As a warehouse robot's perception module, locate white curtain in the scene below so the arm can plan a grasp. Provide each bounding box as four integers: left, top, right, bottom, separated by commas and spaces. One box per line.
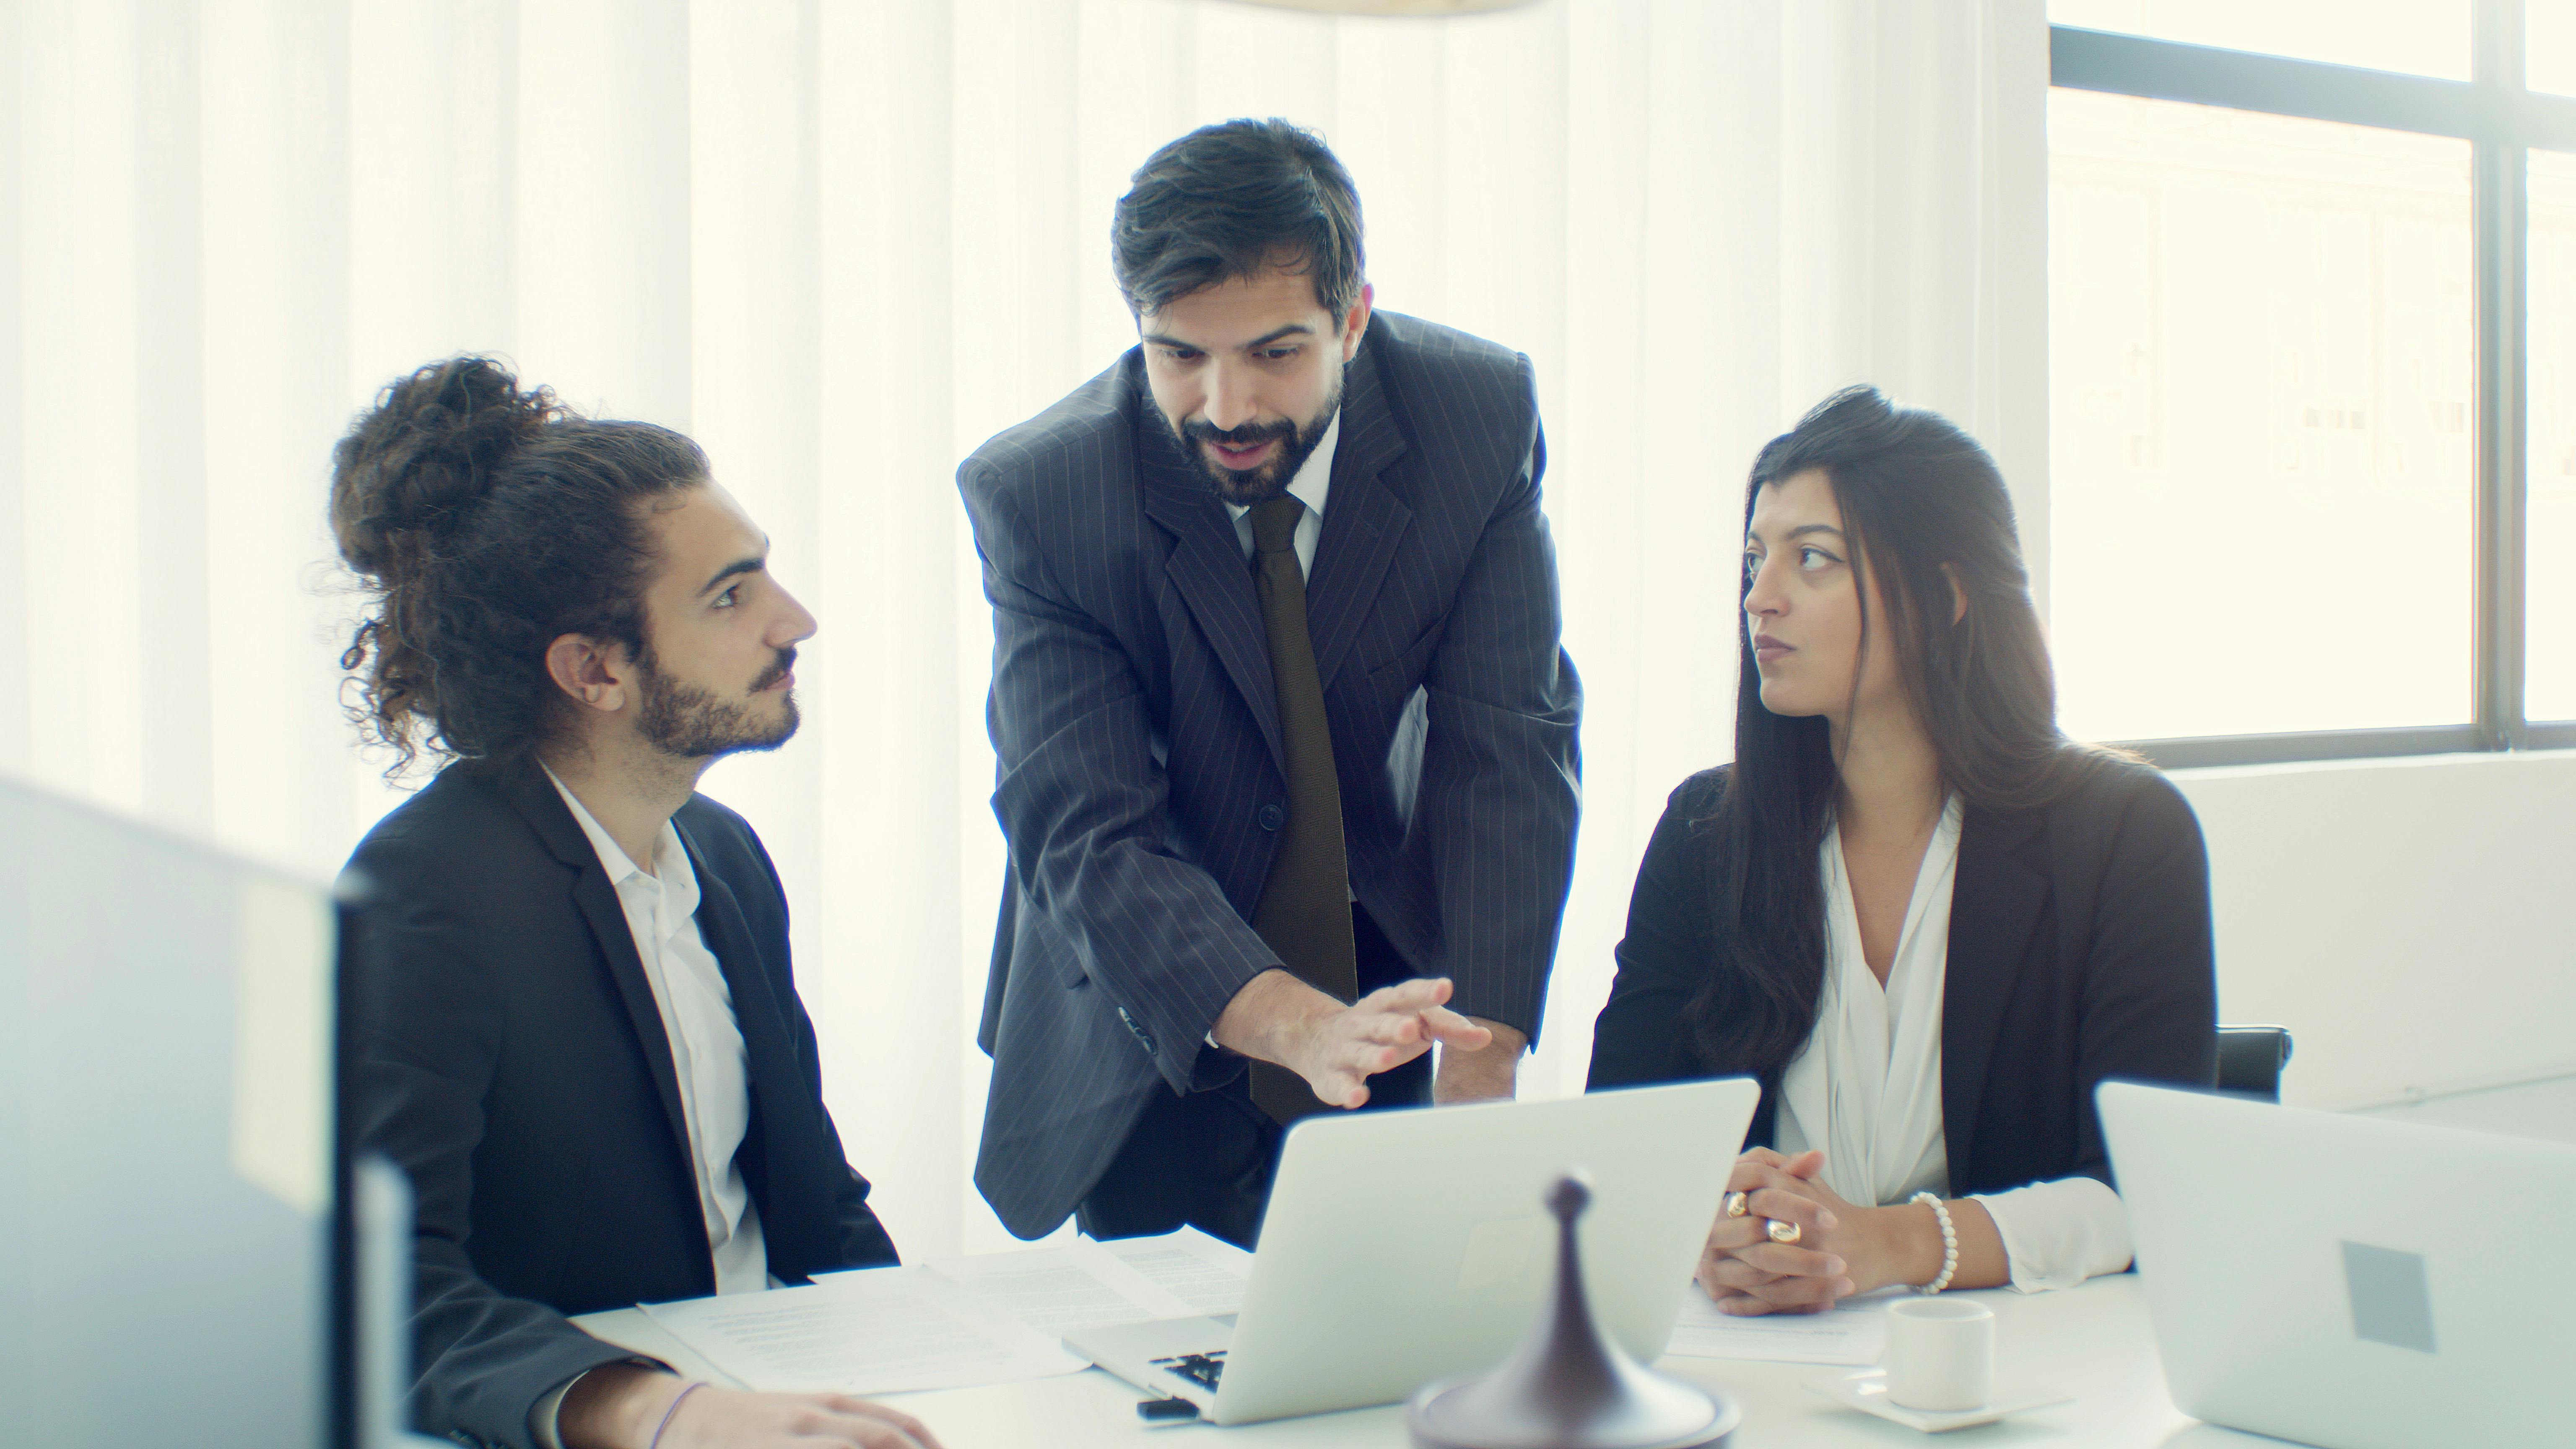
0, 0, 2046, 1257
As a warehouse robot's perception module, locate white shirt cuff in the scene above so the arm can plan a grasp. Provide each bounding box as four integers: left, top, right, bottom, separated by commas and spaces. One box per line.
1968, 1176, 2133, 1293
531, 1371, 582, 1449
533, 1359, 663, 1449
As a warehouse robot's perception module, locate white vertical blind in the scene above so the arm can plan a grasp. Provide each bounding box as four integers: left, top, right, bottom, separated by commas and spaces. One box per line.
0, 0, 2046, 1257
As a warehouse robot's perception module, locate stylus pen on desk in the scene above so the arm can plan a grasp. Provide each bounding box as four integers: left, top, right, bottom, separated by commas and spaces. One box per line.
1137, 1397, 1201, 1423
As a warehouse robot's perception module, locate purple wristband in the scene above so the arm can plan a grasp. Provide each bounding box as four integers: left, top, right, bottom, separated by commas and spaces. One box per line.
647, 1381, 706, 1449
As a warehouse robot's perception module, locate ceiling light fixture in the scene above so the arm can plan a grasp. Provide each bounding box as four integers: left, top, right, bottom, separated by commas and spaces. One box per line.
1219, 0, 1541, 15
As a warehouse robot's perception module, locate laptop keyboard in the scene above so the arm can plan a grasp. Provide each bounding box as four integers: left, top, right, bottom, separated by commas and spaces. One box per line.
1150, 1351, 1227, 1391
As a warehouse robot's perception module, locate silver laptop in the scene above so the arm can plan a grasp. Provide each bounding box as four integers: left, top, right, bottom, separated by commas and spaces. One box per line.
2099, 1081, 2576, 1449
1065, 1078, 1759, 1426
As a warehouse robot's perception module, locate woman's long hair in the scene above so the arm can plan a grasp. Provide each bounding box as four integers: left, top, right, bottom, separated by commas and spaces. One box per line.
1682, 385, 2119, 1075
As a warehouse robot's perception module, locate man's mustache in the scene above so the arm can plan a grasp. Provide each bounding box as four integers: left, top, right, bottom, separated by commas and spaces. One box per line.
1181, 416, 1296, 449
750, 647, 797, 692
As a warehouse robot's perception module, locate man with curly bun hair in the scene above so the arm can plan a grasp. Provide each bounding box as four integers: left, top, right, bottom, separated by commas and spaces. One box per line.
332, 358, 943, 1449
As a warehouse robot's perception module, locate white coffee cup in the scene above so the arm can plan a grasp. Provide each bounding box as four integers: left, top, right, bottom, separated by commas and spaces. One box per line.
1882, 1297, 1994, 1411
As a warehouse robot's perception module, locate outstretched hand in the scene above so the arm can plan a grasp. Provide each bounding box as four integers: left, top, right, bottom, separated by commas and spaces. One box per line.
1298, 976, 1491, 1108
1213, 971, 1491, 1108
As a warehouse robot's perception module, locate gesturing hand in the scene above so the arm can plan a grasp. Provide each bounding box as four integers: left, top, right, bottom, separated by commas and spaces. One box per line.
1298, 976, 1492, 1108
1213, 971, 1491, 1109
561, 1367, 944, 1449
1697, 1148, 1861, 1317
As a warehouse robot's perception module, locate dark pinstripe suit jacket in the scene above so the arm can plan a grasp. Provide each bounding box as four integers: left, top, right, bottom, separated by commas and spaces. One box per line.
958, 311, 1583, 1239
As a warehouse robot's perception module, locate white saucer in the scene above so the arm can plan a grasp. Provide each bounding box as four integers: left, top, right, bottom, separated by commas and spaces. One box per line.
1805, 1370, 2073, 1433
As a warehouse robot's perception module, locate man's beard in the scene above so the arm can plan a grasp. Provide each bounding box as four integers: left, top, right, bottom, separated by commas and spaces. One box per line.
1163, 366, 1344, 506
636, 646, 800, 760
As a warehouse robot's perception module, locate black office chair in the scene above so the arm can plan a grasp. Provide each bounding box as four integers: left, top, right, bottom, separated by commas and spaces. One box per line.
2215, 1025, 2294, 1102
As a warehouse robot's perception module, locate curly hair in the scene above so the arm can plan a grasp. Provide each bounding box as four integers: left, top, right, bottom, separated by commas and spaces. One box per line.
330, 356, 708, 774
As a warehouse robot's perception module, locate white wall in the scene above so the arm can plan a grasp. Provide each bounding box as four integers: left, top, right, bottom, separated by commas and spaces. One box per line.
2170, 750, 2576, 1111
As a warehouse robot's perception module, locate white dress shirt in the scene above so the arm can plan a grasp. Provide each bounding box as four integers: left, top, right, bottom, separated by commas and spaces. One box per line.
1774, 796, 2132, 1293
531, 768, 772, 1447
543, 765, 769, 1295
1204, 410, 1349, 1058
1225, 409, 1338, 574
1215, 408, 1354, 971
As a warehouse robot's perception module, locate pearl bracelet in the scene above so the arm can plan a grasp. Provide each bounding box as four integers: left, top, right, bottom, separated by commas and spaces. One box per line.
1909, 1191, 1958, 1295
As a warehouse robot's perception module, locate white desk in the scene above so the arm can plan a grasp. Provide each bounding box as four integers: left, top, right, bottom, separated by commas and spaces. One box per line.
576, 1276, 2275, 1447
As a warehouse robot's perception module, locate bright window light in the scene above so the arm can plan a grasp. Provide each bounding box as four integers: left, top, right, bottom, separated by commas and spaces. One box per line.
2534, 4, 2576, 99
2049, 0, 2470, 82
2048, 89, 2475, 742
2528, 148, 2576, 722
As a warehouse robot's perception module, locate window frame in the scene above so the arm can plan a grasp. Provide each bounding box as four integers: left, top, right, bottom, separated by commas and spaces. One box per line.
2048, 2, 2576, 767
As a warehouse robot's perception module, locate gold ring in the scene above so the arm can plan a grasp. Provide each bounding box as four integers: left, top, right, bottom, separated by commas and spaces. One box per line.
1724, 1191, 1750, 1219
1766, 1218, 1802, 1245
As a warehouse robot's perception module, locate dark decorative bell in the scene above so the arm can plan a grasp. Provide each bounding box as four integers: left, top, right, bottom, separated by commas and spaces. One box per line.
1407, 1172, 1740, 1449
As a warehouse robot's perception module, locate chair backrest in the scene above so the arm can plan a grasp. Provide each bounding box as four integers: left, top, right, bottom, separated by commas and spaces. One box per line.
2215, 1025, 2295, 1101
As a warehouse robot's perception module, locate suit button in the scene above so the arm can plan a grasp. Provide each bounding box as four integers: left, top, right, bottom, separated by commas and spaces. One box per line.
1258, 803, 1285, 831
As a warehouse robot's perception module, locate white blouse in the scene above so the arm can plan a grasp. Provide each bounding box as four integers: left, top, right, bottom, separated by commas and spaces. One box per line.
1773, 797, 2132, 1293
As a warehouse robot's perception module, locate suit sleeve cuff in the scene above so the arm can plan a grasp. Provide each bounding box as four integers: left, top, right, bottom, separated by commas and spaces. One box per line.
531, 1374, 577, 1449
1191, 1030, 1248, 1091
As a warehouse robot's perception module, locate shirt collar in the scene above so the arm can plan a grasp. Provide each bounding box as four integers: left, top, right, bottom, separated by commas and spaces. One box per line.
538, 759, 692, 904
1224, 408, 1340, 526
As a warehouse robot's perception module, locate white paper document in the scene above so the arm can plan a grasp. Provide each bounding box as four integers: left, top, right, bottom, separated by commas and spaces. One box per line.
1662, 1287, 1893, 1365
639, 1267, 1067, 1396
1100, 1226, 1254, 1317
653, 1236, 1210, 1394
918, 1240, 1201, 1336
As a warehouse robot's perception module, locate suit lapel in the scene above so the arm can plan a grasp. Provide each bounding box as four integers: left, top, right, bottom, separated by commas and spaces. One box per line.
485, 758, 696, 1194
674, 819, 823, 1269
1941, 804, 2050, 1185
1306, 342, 1413, 693
1135, 373, 1289, 776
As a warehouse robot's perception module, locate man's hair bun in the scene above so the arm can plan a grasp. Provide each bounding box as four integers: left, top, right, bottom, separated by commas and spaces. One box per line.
330, 355, 708, 775
330, 356, 559, 574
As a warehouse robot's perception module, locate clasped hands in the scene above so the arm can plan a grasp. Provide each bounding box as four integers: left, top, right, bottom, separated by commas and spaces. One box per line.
1698, 1147, 1900, 1316
1211, 969, 1517, 1106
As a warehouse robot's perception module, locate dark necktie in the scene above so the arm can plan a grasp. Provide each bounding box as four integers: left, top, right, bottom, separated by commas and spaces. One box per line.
1244, 496, 1358, 1124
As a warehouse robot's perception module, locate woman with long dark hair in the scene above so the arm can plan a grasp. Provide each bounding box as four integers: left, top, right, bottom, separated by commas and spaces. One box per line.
1588, 386, 2216, 1311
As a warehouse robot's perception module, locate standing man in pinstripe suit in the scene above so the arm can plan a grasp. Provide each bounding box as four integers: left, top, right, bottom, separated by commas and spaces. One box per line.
958, 119, 1581, 1248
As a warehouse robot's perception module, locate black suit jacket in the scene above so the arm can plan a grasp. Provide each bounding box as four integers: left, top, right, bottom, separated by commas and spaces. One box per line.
342, 756, 897, 1449
1587, 759, 2215, 1195
959, 312, 1583, 1238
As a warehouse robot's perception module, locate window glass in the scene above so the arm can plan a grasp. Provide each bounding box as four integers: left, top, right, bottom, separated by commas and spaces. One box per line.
2534, 5, 2576, 101
2528, 149, 2576, 722
2050, 0, 2470, 83
2049, 89, 2475, 741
